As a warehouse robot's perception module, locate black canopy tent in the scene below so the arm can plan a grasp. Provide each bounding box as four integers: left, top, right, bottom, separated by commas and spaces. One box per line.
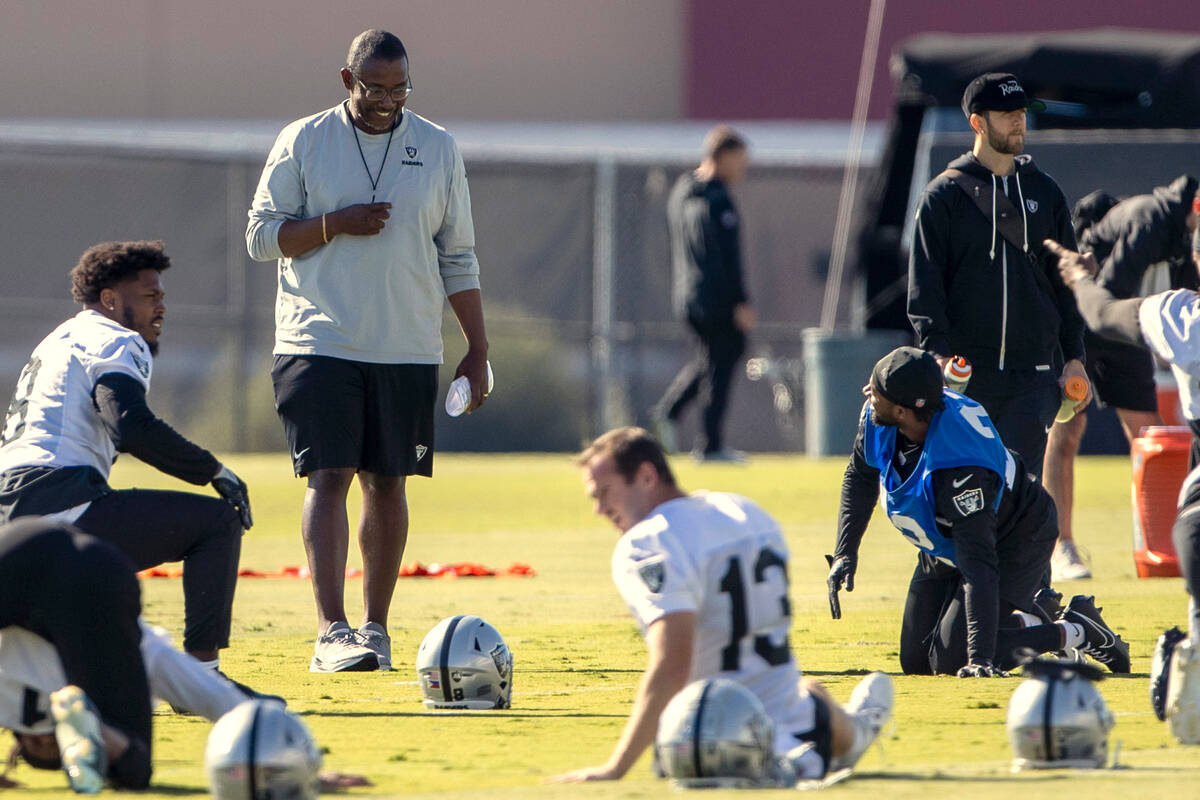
859, 28, 1200, 331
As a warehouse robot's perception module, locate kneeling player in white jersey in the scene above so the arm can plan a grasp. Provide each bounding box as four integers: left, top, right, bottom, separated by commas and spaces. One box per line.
0, 241, 252, 666
549, 427, 893, 784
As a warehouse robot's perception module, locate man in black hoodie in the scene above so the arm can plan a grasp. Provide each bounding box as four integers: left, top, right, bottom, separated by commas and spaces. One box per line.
652, 125, 756, 462
908, 73, 1089, 483
1043, 175, 1198, 581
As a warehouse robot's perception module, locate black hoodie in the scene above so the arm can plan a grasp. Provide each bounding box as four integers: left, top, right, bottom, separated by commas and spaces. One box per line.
667, 172, 748, 321
1081, 173, 1198, 299
908, 152, 1084, 373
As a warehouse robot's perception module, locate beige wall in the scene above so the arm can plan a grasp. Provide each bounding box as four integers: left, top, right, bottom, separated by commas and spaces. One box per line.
0, 0, 683, 121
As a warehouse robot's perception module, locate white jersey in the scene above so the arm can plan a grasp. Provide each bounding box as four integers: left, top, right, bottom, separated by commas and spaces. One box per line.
1139, 289, 1200, 420
0, 310, 152, 477
612, 491, 814, 754
0, 621, 243, 734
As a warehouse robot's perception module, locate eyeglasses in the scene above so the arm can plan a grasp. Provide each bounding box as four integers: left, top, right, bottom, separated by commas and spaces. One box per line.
353, 75, 413, 102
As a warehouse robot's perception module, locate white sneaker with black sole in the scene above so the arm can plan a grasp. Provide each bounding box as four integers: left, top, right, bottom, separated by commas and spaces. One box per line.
310, 621, 378, 673
358, 622, 393, 671
828, 671, 894, 772
50, 685, 107, 794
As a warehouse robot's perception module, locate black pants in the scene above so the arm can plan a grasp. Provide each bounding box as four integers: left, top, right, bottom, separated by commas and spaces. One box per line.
0, 519, 151, 788
74, 488, 242, 653
899, 501, 1059, 675
658, 314, 746, 453
966, 367, 1061, 482
1174, 504, 1200, 633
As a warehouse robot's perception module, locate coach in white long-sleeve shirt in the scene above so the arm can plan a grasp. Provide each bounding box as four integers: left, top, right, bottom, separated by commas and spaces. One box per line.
246, 28, 489, 674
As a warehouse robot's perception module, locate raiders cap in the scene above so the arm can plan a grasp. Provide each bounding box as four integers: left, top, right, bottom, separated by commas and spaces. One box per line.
871, 347, 945, 411
962, 72, 1046, 118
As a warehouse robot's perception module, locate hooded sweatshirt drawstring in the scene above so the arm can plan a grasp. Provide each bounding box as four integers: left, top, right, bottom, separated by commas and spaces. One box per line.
1015, 170, 1030, 252
989, 173, 999, 260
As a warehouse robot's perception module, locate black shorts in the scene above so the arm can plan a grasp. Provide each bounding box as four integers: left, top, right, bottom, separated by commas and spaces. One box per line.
1084, 331, 1158, 412
271, 355, 437, 478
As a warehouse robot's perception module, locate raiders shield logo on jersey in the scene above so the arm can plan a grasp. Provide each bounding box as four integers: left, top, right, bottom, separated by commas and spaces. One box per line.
952, 488, 985, 517
638, 560, 665, 593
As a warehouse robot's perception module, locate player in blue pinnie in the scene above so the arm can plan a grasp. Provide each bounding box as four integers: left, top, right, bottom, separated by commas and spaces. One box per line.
829, 346, 1128, 677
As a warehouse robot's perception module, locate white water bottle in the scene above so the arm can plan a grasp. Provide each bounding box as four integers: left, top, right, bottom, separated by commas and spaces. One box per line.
445, 361, 495, 417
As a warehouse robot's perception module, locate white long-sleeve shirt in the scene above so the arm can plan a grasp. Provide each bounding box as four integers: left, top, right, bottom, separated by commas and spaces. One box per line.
246, 102, 480, 364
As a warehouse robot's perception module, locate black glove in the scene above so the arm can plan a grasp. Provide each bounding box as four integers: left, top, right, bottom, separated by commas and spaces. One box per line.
956, 660, 1009, 678
824, 555, 856, 620
212, 464, 253, 530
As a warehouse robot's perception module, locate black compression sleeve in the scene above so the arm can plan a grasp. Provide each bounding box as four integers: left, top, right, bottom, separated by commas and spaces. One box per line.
1072, 275, 1147, 348
835, 420, 880, 560
93, 373, 220, 485
933, 466, 1002, 664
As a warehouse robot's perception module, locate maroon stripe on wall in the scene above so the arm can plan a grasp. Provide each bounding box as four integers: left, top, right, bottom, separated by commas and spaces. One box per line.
685, 0, 1198, 120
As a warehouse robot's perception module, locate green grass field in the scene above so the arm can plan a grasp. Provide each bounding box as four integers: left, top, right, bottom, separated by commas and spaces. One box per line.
13, 453, 1200, 798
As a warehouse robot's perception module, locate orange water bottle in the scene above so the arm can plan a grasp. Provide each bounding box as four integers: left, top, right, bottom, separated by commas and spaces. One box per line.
943, 356, 972, 392
1055, 376, 1089, 423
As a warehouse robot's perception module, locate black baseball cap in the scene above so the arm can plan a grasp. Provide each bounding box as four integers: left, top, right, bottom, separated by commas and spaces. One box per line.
870, 347, 945, 411
961, 73, 1046, 118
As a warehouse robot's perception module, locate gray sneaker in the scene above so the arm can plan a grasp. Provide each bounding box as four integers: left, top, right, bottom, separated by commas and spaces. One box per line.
693, 448, 748, 464
310, 621, 378, 673
1051, 539, 1092, 581
650, 413, 679, 454
358, 622, 393, 671
50, 685, 107, 794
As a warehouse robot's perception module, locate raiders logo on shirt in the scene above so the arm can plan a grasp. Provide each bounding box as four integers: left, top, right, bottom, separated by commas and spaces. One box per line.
952, 488, 985, 517
637, 559, 665, 593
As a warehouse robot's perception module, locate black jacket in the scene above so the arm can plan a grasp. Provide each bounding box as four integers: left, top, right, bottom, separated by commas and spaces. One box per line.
668, 173, 748, 321
1081, 174, 1198, 299
908, 153, 1085, 372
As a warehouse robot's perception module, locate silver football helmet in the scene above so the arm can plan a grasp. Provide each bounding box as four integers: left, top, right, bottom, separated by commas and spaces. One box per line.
205, 700, 322, 800
654, 678, 776, 787
416, 615, 513, 709
1007, 657, 1115, 770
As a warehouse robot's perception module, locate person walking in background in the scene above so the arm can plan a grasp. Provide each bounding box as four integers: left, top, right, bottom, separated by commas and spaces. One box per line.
1042, 176, 1197, 580
907, 73, 1089, 482
652, 125, 756, 463
246, 29, 489, 673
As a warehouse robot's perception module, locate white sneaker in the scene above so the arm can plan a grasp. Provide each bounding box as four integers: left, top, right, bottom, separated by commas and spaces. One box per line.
1051, 539, 1092, 581
829, 671, 893, 772
693, 448, 748, 464
309, 621, 378, 673
358, 622, 393, 671
50, 686, 107, 794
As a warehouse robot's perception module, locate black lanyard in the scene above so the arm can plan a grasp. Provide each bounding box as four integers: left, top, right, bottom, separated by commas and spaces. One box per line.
350, 108, 397, 203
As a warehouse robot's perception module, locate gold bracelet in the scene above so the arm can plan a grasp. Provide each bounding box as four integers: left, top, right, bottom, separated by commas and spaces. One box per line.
321, 213, 329, 244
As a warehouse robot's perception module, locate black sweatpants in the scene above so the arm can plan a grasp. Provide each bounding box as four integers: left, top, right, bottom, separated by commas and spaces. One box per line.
74, 488, 242, 653
658, 314, 746, 453
899, 501, 1059, 676
0, 518, 152, 788
965, 366, 1061, 483
1174, 503, 1200, 635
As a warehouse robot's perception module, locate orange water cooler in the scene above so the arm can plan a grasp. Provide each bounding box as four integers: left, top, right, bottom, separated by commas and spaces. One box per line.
1130, 426, 1189, 577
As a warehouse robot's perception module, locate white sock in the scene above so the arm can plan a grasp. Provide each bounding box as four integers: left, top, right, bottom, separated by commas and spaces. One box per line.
1011, 611, 1041, 628
1056, 620, 1085, 649
1190, 596, 1200, 644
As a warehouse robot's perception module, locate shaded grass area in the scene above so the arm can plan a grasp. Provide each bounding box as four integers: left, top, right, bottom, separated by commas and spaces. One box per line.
12, 454, 1200, 798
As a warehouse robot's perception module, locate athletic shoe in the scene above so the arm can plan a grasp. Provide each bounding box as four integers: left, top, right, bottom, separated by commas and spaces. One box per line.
828, 671, 893, 772
1062, 595, 1130, 674
1031, 586, 1064, 624
650, 412, 679, 454
309, 621, 378, 673
1151, 626, 1187, 721
358, 622, 393, 671
1051, 539, 1092, 581
693, 448, 748, 464
50, 686, 107, 794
